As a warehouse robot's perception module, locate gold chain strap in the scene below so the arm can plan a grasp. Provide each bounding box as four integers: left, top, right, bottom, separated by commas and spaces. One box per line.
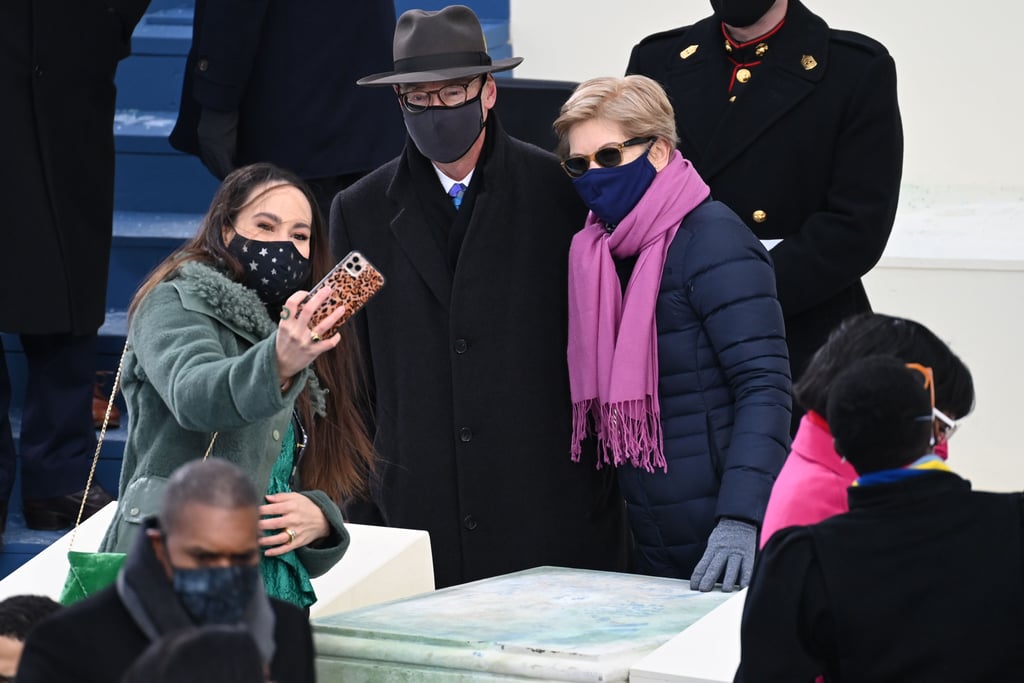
70, 340, 219, 548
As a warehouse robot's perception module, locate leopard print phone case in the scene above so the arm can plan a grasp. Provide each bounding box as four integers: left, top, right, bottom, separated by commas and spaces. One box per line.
300, 251, 385, 338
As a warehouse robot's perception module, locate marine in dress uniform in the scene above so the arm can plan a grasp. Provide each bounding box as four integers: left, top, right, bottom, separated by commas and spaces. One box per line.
627, 0, 904, 403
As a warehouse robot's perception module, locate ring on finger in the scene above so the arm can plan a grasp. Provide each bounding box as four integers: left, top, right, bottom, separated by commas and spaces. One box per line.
285, 528, 297, 544
310, 331, 322, 343
279, 307, 291, 320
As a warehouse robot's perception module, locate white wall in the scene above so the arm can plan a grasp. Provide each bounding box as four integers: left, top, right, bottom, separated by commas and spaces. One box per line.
509, 0, 1024, 188
510, 1, 1024, 490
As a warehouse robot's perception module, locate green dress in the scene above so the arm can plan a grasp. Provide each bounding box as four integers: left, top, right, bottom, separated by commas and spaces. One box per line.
260, 422, 317, 608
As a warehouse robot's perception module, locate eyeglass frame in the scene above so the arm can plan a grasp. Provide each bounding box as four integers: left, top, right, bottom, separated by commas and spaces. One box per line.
904, 363, 960, 443
397, 75, 485, 114
561, 136, 657, 178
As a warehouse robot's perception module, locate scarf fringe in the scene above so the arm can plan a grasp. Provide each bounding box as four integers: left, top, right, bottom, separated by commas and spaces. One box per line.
572, 398, 667, 473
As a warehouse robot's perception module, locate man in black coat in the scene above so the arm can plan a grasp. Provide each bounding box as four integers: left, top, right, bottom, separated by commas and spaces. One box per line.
331, 5, 627, 588
169, 0, 405, 217
627, 0, 903, 394
0, 0, 149, 538
17, 460, 316, 683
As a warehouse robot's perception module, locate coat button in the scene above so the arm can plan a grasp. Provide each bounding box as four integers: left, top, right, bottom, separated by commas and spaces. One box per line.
752, 210, 767, 223
464, 515, 478, 530
459, 427, 472, 442
454, 338, 468, 354
129, 507, 140, 517
272, 429, 281, 441
33, 65, 43, 78
736, 68, 752, 83
197, 58, 210, 72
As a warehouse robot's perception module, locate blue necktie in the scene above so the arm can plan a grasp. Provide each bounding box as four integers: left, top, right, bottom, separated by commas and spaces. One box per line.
448, 183, 466, 210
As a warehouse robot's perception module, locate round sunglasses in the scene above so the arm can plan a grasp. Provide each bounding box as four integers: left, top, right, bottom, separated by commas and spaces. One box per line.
561, 136, 656, 178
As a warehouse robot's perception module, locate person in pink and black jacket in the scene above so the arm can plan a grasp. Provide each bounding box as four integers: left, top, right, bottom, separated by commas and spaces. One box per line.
760, 313, 974, 546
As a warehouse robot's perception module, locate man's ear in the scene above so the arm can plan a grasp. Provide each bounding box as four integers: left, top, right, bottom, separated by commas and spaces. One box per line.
481, 74, 498, 111
147, 528, 174, 579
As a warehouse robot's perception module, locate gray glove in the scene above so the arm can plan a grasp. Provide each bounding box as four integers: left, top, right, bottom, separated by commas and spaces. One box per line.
690, 518, 757, 593
196, 107, 239, 180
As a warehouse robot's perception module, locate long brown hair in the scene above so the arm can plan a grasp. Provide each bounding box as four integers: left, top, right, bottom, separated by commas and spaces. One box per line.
131, 163, 374, 500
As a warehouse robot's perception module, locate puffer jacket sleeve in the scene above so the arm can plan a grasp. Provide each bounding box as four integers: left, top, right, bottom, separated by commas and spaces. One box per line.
682, 204, 792, 524
131, 282, 306, 432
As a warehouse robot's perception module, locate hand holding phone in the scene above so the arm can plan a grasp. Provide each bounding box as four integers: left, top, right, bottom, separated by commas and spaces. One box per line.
298, 251, 385, 339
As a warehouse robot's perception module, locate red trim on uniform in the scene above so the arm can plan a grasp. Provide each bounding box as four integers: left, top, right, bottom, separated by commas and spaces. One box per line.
727, 59, 763, 92
720, 18, 786, 49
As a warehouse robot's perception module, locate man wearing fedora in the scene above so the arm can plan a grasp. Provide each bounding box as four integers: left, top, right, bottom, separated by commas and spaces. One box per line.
330, 5, 627, 588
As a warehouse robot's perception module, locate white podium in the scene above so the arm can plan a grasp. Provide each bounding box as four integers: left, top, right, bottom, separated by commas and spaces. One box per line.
0, 503, 436, 620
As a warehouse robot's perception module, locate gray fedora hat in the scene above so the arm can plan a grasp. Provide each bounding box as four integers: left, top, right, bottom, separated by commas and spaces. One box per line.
357, 5, 523, 86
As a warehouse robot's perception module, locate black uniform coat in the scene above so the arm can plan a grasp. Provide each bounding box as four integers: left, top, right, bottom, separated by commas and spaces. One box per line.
169, 0, 404, 179
330, 116, 627, 588
0, 0, 149, 334
628, 0, 903, 379
736, 472, 1024, 682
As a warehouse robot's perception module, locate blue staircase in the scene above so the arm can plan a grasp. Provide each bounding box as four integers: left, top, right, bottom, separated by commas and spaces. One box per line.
0, 0, 514, 578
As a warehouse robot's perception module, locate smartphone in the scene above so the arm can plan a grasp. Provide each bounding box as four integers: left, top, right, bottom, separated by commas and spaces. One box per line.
300, 251, 385, 338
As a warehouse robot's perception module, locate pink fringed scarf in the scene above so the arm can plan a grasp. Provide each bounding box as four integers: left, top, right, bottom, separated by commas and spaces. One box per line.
568, 151, 710, 472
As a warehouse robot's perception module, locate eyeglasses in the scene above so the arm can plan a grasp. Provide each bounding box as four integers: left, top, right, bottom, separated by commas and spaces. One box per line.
399, 77, 482, 114
561, 137, 656, 178
932, 407, 959, 442
905, 363, 960, 443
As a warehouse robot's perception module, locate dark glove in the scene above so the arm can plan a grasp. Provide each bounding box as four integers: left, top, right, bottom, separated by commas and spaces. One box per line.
196, 107, 239, 180
690, 518, 757, 593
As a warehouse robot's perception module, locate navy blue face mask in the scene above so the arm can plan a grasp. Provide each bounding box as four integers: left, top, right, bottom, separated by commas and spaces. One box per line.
571, 149, 657, 229
172, 564, 260, 625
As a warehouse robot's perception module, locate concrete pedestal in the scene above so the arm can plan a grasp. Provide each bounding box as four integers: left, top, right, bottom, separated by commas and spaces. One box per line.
313, 566, 733, 682
0, 505, 435, 620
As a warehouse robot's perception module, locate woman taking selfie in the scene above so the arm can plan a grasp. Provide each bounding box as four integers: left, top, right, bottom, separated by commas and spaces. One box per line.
555, 75, 791, 591
100, 163, 374, 608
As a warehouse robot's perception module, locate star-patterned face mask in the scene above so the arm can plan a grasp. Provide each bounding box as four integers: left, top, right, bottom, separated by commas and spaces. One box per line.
225, 233, 312, 306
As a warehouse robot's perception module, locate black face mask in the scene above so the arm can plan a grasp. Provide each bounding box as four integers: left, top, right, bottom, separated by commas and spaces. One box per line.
225, 233, 312, 306
402, 93, 485, 164
710, 0, 776, 28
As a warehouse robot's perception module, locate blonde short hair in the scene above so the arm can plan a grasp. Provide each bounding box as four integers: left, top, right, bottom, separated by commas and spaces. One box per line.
553, 75, 678, 158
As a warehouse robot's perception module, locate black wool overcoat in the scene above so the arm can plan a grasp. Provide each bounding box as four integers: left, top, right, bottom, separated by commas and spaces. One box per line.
0, 0, 149, 334
628, 0, 903, 379
331, 117, 628, 588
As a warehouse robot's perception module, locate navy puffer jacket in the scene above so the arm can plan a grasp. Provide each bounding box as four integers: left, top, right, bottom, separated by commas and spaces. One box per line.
616, 200, 792, 578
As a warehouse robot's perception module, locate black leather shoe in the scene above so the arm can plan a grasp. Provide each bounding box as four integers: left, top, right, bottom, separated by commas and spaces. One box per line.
22, 485, 114, 531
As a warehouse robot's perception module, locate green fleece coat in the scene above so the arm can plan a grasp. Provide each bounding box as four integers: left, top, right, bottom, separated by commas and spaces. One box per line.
100, 261, 348, 578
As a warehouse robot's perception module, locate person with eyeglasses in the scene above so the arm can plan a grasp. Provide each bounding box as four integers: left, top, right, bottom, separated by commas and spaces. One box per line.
554, 75, 791, 592
627, 1, 903, 429
736, 355, 1024, 682
329, 5, 628, 589
760, 312, 975, 547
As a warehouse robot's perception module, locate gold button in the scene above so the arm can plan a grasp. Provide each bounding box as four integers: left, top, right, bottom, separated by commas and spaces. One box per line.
752, 210, 767, 223
272, 429, 280, 441
736, 68, 751, 83
728, 95, 737, 103
724, 40, 733, 53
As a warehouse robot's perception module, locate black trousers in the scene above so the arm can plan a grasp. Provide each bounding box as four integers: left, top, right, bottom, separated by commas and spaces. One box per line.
0, 333, 97, 503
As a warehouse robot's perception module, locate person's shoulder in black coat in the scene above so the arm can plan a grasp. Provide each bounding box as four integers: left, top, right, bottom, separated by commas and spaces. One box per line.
17, 588, 315, 683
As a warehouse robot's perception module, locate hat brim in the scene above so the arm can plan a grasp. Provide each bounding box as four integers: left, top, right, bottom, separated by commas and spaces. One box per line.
356, 57, 523, 86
